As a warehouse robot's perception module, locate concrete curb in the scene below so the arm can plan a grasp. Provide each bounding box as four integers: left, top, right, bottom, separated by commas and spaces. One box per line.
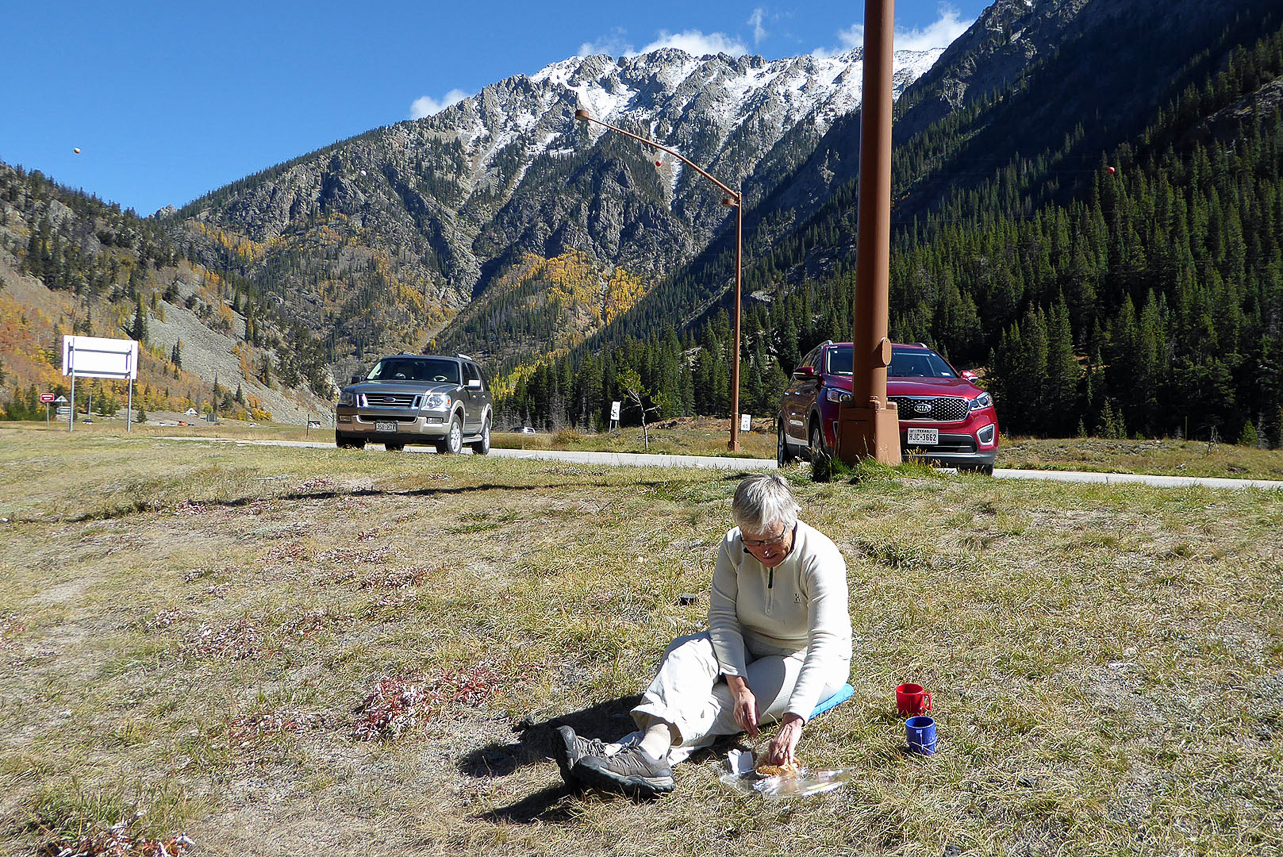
994, 467, 1283, 491
488, 448, 777, 470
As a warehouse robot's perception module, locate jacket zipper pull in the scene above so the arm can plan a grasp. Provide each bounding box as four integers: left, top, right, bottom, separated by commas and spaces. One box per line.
768, 568, 774, 589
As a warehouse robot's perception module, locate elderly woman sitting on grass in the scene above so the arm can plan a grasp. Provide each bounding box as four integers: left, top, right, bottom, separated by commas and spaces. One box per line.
556, 473, 852, 797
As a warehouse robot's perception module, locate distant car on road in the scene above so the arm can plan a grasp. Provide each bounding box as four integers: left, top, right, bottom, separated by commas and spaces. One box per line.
514, 425, 537, 435
778, 341, 999, 472
335, 353, 492, 454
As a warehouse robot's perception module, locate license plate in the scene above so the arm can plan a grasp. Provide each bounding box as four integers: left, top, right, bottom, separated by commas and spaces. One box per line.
375, 421, 397, 433
907, 428, 938, 446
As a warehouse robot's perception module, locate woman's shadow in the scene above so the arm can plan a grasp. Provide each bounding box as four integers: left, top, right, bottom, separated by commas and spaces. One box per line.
458, 694, 643, 823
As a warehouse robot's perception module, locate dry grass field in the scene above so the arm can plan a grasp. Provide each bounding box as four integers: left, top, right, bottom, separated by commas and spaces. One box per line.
0, 424, 1280, 856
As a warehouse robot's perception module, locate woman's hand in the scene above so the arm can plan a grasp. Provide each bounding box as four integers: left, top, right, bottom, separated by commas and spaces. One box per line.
765, 713, 804, 766
725, 675, 759, 738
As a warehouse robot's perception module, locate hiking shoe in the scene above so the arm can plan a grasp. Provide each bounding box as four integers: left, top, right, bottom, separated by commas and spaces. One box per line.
554, 725, 608, 788
574, 745, 675, 797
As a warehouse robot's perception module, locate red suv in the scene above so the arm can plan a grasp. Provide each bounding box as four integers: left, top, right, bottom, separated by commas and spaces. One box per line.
778, 341, 1000, 473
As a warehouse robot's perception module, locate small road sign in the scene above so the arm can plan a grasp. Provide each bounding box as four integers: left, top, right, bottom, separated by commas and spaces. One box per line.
40, 393, 56, 403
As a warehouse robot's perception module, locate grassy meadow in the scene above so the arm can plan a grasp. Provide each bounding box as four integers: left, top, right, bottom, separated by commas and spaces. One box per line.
0, 424, 1280, 856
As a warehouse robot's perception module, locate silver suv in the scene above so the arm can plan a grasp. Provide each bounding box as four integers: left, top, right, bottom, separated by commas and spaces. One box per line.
335, 353, 492, 454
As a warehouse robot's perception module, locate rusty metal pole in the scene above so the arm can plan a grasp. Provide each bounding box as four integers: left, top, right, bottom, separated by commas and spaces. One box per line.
835, 0, 901, 465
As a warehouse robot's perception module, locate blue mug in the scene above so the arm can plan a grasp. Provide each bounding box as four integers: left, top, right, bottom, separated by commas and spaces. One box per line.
906, 715, 937, 755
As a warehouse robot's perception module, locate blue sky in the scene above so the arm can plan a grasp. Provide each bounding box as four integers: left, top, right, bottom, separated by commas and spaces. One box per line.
3, 0, 990, 216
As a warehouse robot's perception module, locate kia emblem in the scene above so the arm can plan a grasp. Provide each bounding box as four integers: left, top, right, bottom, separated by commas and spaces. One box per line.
914, 401, 932, 414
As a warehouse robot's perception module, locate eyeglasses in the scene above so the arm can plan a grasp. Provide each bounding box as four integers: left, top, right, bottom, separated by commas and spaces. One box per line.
742, 528, 788, 548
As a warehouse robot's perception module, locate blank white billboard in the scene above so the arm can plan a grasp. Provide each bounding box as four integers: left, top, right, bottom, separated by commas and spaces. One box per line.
62, 335, 138, 380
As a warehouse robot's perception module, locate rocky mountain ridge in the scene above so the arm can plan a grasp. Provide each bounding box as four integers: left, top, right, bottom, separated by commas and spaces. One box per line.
0, 163, 334, 423
174, 45, 941, 376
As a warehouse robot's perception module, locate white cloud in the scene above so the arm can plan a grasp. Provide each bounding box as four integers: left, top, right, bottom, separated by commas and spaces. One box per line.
409, 88, 471, 120
894, 6, 970, 52
815, 5, 973, 57
579, 26, 749, 60
838, 23, 864, 51
579, 27, 633, 58
635, 29, 748, 57
748, 8, 767, 45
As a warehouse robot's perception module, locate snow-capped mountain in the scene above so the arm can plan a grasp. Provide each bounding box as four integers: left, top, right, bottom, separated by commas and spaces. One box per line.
176, 45, 941, 373
449, 46, 941, 199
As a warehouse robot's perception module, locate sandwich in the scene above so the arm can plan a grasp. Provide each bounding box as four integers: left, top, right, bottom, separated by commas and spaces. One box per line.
754, 748, 802, 777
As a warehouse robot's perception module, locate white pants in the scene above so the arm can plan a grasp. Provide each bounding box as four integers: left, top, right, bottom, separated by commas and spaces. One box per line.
624, 631, 849, 765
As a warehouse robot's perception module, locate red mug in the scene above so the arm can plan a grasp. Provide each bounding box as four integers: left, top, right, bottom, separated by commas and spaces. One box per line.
896, 683, 932, 717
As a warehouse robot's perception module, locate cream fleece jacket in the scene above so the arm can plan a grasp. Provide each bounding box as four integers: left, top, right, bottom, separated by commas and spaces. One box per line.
708, 520, 853, 721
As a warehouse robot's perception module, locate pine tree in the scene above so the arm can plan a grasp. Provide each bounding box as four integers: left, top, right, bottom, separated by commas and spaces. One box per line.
1044, 298, 1078, 434
131, 297, 148, 343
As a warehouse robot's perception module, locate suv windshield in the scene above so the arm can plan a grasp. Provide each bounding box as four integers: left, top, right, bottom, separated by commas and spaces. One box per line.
824, 346, 956, 378
367, 357, 460, 384
888, 349, 955, 378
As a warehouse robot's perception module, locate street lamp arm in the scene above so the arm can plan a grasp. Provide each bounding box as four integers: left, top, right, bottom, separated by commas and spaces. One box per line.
574, 109, 739, 202
573, 107, 744, 452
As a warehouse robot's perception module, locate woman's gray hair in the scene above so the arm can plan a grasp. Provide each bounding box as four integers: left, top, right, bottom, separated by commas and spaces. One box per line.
731, 474, 799, 534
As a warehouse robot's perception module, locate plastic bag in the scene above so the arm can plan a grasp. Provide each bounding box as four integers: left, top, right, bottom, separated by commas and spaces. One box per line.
718, 749, 856, 799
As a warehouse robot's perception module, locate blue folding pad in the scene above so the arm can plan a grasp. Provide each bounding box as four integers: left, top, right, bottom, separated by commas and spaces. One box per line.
810, 683, 854, 719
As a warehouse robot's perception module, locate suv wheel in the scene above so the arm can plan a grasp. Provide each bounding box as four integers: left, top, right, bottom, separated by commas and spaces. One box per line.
809, 421, 828, 461
438, 414, 463, 454
777, 420, 794, 466
473, 416, 491, 455
336, 434, 365, 450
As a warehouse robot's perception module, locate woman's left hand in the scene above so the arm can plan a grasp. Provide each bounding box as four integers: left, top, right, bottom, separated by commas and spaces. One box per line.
765, 713, 804, 766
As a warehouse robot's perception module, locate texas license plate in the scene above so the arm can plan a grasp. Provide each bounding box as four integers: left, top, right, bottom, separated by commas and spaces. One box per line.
907, 428, 938, 445
375, 421, 397, 433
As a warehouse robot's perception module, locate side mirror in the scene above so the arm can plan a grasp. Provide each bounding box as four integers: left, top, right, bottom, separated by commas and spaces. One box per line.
792, 366, 815, 380
466, 378, 482, 390
960, 370, 978, 382
350, 374, 363, 385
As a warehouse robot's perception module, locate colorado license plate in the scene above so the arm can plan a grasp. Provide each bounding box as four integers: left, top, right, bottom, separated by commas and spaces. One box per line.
907, 428, 938, 445
375, 421, 397, 433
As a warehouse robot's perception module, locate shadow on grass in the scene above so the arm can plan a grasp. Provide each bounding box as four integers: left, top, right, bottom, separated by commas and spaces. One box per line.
473, 785, 584, 824
461, 694, 644, 824
66, 475, 734, 522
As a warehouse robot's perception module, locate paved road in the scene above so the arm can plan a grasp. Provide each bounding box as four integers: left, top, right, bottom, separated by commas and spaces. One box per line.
993, 467, 1283, 490
163, 436, 776, 471
162, 436, 1283, 489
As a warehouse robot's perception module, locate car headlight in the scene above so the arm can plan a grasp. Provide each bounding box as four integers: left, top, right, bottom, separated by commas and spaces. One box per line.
420, 392, 451, 411
825, 389, 852, 404
969, 392, 992, 411
338, 390, 356, 406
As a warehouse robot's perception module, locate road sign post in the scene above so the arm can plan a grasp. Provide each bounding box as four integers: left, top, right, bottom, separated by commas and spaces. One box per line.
62, 336, 139, 433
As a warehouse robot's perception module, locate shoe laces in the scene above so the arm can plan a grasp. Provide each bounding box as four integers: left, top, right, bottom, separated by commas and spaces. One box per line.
580, 736, 608, 756
601, 745, 666, 776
